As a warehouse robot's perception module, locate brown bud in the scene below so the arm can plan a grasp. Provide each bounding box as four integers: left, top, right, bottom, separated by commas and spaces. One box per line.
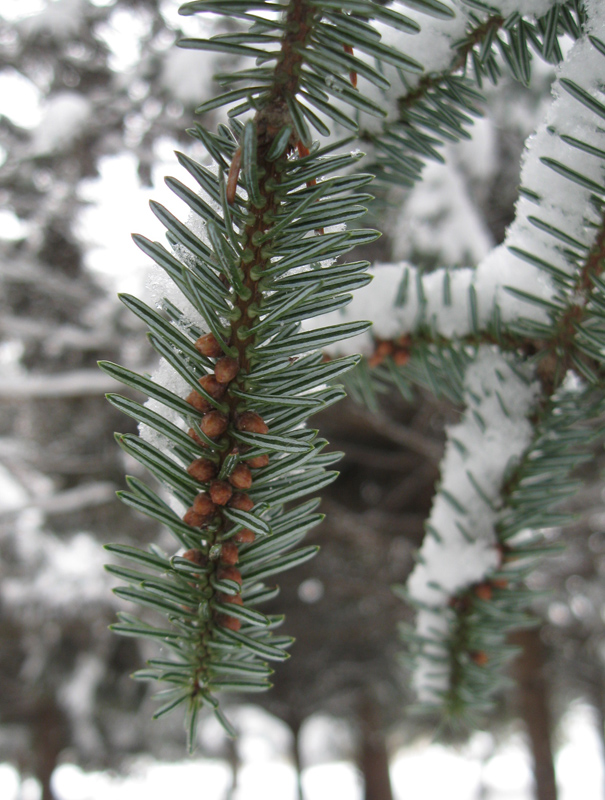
368, 340, 394, 368
492, 578, 509, 590
393, 349, 410, 367
376, 340, 394, 358
188, 428, 206, 447
216, 614, 241, 631
182, 549, 208, 567
186, 391, 211, 414
210, 480, 233, 506
192, 492, 216, 516
187, 458, 217, 483
368, 352, 386, 368
234, 528, 256, 544
200, 410, 229, 439
199, 374, 226, 400
226, 147, 242, 205
220, 542, 239, 566
217, 566, 242, 585
247, 453, 270, 469
229, 463, 253, 489
236, 411, 268, 435
183, 509, 209, 528
218, 593, 243, 607
215, 357, 239, 384
230, 493, 254, 512
215, 593, 244, 631
393, 335, 411, 367
474, 583, 492, 602
471, 650, 489, 667
195, 332, 223, 358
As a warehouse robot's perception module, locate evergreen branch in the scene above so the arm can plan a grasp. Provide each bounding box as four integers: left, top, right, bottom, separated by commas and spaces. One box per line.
398, 16, 605, 721
300, 7, 605, 724
366, 0, 585, 189
404, 373, 603, 719
103, 0, 438, 746
179, 0, 425, 133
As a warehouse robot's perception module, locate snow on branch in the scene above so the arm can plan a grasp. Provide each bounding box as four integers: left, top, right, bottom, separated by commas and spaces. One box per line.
324, 4, 605, 353
2, 482, 118, 516
408, 350, 538, 606
397, 1, 605, 716
476, 0, 559, 17
0, 370, 120, 398
404, 346, 539, 703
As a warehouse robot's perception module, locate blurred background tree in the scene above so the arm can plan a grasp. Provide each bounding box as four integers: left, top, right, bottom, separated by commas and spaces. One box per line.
1, 2, 605, 800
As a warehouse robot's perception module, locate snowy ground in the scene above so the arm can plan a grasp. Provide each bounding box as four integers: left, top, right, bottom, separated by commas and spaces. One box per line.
0, 702, 602, 800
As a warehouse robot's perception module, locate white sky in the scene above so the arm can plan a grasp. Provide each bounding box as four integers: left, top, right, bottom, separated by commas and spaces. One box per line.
77, 147, 183, 296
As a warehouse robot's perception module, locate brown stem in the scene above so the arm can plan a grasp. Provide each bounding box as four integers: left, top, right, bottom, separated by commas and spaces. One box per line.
399, 15, 504, 112
536, 208, 605, 392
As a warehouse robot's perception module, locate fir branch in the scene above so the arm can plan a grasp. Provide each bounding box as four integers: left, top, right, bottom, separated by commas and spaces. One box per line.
302, 3, 605, 724
366, 0, 585, 189
104, 0, 439, 745
408, 376, 603, 719
398, 14, 605, 720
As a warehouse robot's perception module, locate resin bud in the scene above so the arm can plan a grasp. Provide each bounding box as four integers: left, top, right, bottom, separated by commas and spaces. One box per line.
215, 593, 243, 631
474, 583, 493, 602
187, 458, 217, 483
229, 463, 253, 489
195, 332, 223, 358
220, 542, 239, 566
200, 410, 229, 438
247, 453, 270, 469
217, 614, 241, 632
199, 374, 227, 400
236, 411, 268, 435
188, 428, 206, 447
192, 492, 216, 516
182, 549, 208, 567
183, 509, 209, 528
218, 593, 243, 607
215, 357, 239, 384
230, 493, 254, 512
210, 480, 233, 506
234, 528, 256, 544
186, 391, 211, 414
217, 566, 242, 585
471, 651, 489, 667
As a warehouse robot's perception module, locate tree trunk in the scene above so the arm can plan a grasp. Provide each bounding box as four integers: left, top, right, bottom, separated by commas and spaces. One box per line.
585, 671, 605, 800
358, 697, 393, 800
511, 628, 558, 800
31, 701, 65, 800
224, 736, 239, 800
290, 720, 305, 800
593, 692, 605, 800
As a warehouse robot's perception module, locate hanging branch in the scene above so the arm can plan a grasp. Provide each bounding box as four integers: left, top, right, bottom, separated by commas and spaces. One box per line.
99, 0, 449, 746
